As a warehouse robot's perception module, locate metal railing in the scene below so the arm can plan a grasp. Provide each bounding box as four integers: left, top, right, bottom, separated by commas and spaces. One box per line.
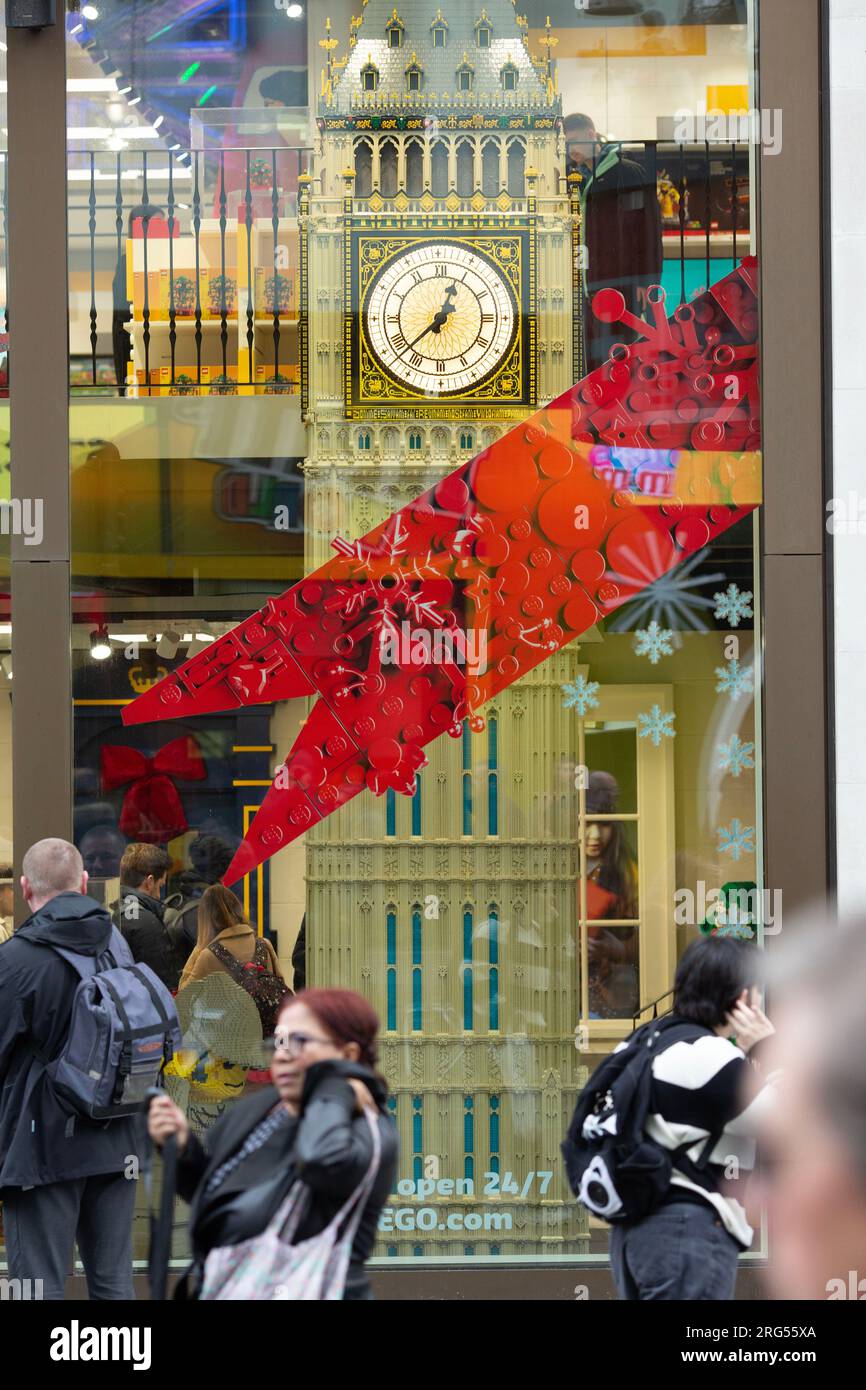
3, 139, 751, 398
67, 146, 309, 396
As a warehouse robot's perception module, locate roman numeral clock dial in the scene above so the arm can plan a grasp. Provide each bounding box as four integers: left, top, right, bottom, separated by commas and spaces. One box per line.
364, 242, 518, 398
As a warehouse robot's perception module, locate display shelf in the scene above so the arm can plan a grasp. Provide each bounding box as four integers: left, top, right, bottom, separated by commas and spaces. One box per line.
124, 214, 301, 396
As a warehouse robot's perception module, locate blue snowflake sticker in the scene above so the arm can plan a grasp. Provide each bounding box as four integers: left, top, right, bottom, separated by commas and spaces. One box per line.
637, 704, 676, 747
717, 819, 756, 862
718, 735, 755, 778
562, 675, 600, 716
633, 620, 674, 665
715, 659, 753, 700
713, 583, 754, 628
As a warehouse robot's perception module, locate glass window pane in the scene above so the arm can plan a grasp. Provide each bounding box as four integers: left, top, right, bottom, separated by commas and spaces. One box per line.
62, 0, 763, 1273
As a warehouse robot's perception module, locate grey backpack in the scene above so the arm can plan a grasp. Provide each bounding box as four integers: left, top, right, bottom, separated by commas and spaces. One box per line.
44, 926, 182, 1121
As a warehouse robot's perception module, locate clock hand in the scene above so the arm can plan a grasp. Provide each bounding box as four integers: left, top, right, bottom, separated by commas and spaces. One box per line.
403, 283, 459, 353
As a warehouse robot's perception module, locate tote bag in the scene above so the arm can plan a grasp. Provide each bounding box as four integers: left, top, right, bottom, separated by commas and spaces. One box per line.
200, 1107, 382, 1301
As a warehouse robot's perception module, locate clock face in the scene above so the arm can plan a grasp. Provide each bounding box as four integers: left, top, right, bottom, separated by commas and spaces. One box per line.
364, 241, 518, 398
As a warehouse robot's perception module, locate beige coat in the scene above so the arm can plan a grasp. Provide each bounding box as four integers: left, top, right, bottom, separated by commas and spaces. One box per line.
178, 922, 283, 992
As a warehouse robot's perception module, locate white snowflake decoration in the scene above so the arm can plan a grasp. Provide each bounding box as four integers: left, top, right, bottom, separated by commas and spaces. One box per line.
718, 735, 755, 778
637, 704, 676, 747
715, 659, 753, 700
713, 583, 754, 629
562, 676, 600, 716
633, 620, 674, 665
717, 819, 756, 862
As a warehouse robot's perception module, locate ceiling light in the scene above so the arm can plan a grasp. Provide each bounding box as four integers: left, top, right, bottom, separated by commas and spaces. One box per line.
90, 627, 112, 661
67, 79, 119, 92
82, 5, 100, 19
286, 3, 304, 16
127, 96, 142, 106
153, 115, 164, 128
156, 629, 181, 660
106, 136, 127, 152
68, 127, 160, 140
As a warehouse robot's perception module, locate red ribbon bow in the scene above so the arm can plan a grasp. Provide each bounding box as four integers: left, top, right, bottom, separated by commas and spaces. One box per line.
100, 735, 207, 843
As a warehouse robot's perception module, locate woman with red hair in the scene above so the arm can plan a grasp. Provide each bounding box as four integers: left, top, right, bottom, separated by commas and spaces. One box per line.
148, 988, 398, 1300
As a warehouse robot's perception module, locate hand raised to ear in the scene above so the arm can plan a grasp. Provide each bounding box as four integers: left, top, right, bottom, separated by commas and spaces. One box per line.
724, 999, 775, 1054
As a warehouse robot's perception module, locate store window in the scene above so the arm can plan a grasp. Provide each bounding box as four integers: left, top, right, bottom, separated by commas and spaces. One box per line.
60, 0, 762, 1271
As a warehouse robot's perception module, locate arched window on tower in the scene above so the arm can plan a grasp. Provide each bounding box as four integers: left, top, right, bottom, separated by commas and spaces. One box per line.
405, 54, 423, 94
456, 139, 474, 198
474, 11, 492, 49
405, 138, 423, 196
507, 138, 526, 198
431, 141, 449, 197
482, 138, 499, 197
431, 10, 448, 47
386, 9, 404, 48
456, 56, 474, 94
379, 138, 398, 197
354, 139, 372, 198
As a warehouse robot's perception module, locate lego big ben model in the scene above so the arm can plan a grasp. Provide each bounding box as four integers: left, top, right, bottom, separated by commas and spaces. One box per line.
300, 1, 590, 1259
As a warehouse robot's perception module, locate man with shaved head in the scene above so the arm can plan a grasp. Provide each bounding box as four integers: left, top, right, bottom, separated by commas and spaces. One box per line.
0, 838, 138, 1299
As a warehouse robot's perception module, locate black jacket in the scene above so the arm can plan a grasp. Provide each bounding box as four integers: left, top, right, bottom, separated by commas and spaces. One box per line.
0, 892, 140, 1189
117, 886, 178, 991
163, 874, 208, 971
580, 145, 663, 296
174, 1059, 398, 1300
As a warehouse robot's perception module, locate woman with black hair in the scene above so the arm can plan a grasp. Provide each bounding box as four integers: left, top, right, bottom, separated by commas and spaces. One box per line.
609, 935, 777, 1300
581, 771, 639, 1019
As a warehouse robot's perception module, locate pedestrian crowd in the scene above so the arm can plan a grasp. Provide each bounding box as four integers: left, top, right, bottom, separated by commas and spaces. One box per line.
0, 835, 863, 1302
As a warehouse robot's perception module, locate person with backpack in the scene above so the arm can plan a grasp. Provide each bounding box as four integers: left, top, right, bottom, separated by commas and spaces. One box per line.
563, 936, 778, 1300
117, 842, 178, 991
0, 837, 180, 1300
178, 884, 289, 1038
163, 833, 234, 976
147, 988, 399, 1300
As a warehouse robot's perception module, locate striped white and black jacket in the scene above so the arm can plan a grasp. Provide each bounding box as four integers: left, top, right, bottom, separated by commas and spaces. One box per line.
613, 1023, 778, 1248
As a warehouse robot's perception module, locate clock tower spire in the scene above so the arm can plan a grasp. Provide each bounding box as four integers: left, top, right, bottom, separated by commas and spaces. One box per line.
300, 3, 587, 1259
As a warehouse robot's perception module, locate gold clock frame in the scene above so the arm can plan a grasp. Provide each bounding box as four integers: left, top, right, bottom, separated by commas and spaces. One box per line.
344, 214, 538, 422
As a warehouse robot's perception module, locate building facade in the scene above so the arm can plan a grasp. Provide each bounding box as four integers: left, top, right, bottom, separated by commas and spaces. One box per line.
0, 0, 838, 1298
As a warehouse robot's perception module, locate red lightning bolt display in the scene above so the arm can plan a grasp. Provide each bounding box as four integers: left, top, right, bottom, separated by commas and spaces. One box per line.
124, 264, 762, 885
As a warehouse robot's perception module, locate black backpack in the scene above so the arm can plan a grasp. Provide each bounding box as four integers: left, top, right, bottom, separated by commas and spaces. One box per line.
207, 937, 291, 1038
562, 1016, 719, 1224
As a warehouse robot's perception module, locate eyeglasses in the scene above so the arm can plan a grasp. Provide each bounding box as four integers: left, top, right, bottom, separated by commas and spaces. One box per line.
264, 1031, 332, 1058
